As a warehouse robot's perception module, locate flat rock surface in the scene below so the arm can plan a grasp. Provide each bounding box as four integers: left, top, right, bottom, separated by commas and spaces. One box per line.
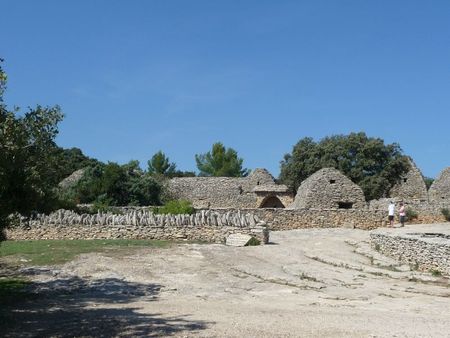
225, 233, 252, 246
3, 226, 450, 337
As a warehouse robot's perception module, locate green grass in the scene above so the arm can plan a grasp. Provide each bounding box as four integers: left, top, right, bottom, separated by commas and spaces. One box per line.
0, 277, 34, 305
0, 239, 170, 266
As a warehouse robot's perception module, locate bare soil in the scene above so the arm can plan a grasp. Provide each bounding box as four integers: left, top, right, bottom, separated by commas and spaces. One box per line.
3, 226, 450, 337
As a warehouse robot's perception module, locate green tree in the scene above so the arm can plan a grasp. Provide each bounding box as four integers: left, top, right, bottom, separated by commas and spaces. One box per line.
0, 60, 64, 239
279, 132, 410, 200
53, 147, 102, 183
424, 177, 434, 190
148, 151, 176, 176
195, 142, 249, 177
69, 161, 162, 207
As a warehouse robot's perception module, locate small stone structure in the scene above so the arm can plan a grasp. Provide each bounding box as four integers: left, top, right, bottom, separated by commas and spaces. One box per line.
6, 209, 269, 244
370, 225, 450, 276
428, 167, 450, 203
389, 159, 428, 201
58, 168, 85, 189
167, 168, 293, 209
291, 168, 366, 210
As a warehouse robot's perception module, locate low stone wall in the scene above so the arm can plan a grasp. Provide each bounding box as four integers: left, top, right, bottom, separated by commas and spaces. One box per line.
369, 199, 449, 224
370, 227, 450, 275
206, 208, 387, 230
6, 210, 269, 244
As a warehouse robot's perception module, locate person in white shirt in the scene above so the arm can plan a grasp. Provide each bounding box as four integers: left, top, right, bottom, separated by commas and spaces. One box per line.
388, 201, 395, 227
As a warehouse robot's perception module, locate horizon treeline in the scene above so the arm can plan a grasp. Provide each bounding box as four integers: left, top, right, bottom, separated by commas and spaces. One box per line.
0, 59, 433, 240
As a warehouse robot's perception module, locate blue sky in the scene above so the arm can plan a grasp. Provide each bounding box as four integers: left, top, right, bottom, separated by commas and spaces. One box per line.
2, 0, 450, 178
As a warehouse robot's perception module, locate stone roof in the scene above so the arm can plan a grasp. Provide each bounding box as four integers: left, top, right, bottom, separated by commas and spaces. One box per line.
291, 168, 366, 210
252, 184, 290, 193
428, 167, 450, 202
58, 168, 86, 189
389, 158, 428, 201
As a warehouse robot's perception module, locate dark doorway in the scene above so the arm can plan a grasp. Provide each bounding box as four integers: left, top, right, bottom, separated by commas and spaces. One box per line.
260, 196, 285, 208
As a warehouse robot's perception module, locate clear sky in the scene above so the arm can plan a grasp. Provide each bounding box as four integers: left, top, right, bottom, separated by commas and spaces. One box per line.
2, 0, 449, 178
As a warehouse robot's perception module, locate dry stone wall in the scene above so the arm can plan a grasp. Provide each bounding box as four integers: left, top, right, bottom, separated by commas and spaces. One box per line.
429, 167, 450, 203
167, 168, 292, 208
368, 198, 449, 224
370, 229, 450, 275
389, 159, 428, 201
6, 209, 269, 244
291, 168, 366, 210
206, 208, 386, 230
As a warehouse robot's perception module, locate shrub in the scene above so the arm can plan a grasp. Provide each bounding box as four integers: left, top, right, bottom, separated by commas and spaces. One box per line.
431, 269, 442, 277
441, 208, 450, 222
154, 200, 195, 215
405, 208, 418, 221
245, 237, 261, 246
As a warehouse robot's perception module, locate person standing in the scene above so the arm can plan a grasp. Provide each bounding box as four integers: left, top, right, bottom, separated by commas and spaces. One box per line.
399, 202, 406, 227
388, 201, 395, 227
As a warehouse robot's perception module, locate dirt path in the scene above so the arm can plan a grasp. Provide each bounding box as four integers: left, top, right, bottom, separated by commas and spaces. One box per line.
3, 226, 450, 337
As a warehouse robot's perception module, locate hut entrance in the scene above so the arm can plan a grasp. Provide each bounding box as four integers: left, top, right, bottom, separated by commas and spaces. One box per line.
260, 196, 285, 208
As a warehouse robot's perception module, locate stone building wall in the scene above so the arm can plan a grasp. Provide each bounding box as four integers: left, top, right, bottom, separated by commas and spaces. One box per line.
6, 209, 269, 244
291, 168, 367, 210
389, 159, 428, 201
370, 228, 450, 275
428, 167, 450, 203
167, 168, 293, 209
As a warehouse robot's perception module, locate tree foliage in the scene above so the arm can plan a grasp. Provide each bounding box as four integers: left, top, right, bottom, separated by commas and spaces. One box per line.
148, 151, 176, 176
68, 161, 162, 207
424, 177, 434, 190
53, 147, 101, 183
0, 60, 64, 238
279, 132, 410, 200
195, 142, 249, 177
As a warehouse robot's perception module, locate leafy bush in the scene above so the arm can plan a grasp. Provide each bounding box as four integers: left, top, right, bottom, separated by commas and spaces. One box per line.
431, 269, 442, 277
245, 237, 261, 246
154, 200, 195, 215
441, 208, 450, 221
405, 208, 418, 220
66, 163, 162, 207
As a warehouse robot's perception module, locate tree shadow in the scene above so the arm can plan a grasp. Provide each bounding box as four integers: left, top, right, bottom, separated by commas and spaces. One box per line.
1, 271, 212, 337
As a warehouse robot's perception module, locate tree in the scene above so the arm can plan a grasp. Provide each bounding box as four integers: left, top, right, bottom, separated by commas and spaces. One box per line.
148, 151, 176, 176
0, 60, 64, 239
279, 132, 410, 201
68, 161, 162, 207
195, 142, 249, 177
53, 147, 102, 183
424, 177, 434, 190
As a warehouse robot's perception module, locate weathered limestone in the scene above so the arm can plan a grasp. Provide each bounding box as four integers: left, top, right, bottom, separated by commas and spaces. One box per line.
291, 168, 366, 210
389, 158, 428, 201
167, 168, 293, 209
226, 233, 253, 246
428, 167, 450, 203
370, 225, 450, 275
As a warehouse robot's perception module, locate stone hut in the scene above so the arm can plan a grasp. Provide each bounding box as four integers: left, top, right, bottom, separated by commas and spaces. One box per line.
58, 168, 86, 189
291, 168, 366, 210
389, 158, 428, 201
167, 168, 293, 209
428, 167, 450, 203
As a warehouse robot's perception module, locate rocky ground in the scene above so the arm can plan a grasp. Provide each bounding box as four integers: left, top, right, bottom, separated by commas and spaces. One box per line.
3, 226, 450, 337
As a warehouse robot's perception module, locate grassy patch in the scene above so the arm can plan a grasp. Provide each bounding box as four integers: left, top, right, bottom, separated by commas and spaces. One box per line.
0, 239, 170, 266
431, 269, 442, 277
0, 277, 34, 305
